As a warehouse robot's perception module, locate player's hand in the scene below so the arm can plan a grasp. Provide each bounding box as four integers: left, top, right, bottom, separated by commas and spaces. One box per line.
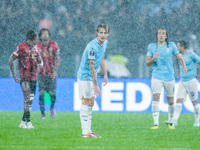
153, 53, 159, 60
13, 76, 20, 83
103, 74, 108, 86
51, 71, 57, 80
94, 85, 101, 96
183, 65, 187, 73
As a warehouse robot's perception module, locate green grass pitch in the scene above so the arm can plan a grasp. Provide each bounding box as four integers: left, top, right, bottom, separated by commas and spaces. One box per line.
0, 112, 200, 150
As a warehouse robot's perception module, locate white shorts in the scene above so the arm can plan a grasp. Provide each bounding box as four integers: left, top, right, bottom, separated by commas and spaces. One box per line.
151, 78, 175, 97
78, 79, 94, 100
176, 78, 198, 102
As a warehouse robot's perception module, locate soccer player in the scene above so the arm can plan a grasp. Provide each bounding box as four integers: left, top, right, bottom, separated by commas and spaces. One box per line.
173, 41, 200, 127
37, 28, 60, 119
146, 29, 187, 129
9, 30, 43, 129
77, 24, 109, 138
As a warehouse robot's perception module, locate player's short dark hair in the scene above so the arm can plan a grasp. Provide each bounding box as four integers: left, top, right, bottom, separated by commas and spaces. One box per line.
97, 24, 109, 33
156, 28, 168, 43
26, 30, 37, 41
39, 28, 51, 41
178, 40, 187, 49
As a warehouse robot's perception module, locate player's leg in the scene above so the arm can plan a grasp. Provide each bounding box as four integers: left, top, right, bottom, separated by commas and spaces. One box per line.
19, 81, 28, 128
48, 77, 56, 118
174, 81, 186, 126
20, 81, 31, 128
38, 74, 46, 119
78, 79, 100, 138
151, 79, 162, 129
192, 100, 199, 127
78, 79, 90, 136
26, 81, 36, 129
173, 98, 183, 126
82, 97, 101, 138
164, 80, 175, 129
188, 79, 199, 127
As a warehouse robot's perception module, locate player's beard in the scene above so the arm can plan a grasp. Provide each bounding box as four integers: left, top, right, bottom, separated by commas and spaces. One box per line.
42, 38, 49, 45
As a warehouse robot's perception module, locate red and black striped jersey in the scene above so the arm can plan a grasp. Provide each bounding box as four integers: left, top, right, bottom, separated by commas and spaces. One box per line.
12, 42, 40, 81
36, 41, 60, 76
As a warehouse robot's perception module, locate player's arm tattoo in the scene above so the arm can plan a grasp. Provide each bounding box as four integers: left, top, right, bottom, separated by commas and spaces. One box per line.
8, 54, 17, 77
100, 56, 107, 76
89, 59, 97, 86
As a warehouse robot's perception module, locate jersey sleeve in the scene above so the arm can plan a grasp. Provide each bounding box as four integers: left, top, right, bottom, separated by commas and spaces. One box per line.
171, 42, 179, 55
146, 44, 153, 57
191, 51, 200, 63
87, 45, 95, 60
12, 44, 24, 58
53, 42, 60, 55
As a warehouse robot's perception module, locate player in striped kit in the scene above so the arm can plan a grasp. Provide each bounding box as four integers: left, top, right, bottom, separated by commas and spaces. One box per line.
37, 28, 60, 119
9, 30, 43, 129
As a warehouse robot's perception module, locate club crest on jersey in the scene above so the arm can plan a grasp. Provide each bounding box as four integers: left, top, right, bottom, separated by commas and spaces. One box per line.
167, 48, 169, 52
90, 51, 95, 56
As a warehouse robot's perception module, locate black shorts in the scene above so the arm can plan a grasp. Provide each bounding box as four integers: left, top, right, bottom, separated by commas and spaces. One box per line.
38, 74, 56, 93
20, 80, 37, 95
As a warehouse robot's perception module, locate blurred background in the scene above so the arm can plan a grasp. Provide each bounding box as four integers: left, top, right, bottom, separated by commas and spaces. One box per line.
1, 0, 200, 78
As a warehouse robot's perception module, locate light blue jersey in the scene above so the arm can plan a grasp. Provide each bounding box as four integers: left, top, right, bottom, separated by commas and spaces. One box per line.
180, 51, 200, 81
147, 42, 179, 81
77, 38, 108, 81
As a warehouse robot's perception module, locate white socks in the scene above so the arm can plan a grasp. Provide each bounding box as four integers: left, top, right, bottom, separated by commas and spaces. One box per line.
152, 101, 159, 126
168, 104, 174, 124
174, 103, 199, 124
80, 105, 88, 135
194, 104, 200, 123
80, 105, 93, 135
173, 103, 182, 123
88, 106, 93, 133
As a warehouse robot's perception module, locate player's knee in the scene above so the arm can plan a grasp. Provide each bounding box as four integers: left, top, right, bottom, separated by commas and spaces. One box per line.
82, 98, 90, 106
192, 100, 198, 106
153, 94, 160, 101
89, 98, 95, 106
167, 97, 174, 105
82, 98, 94, 106
177, 98, 183, 103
